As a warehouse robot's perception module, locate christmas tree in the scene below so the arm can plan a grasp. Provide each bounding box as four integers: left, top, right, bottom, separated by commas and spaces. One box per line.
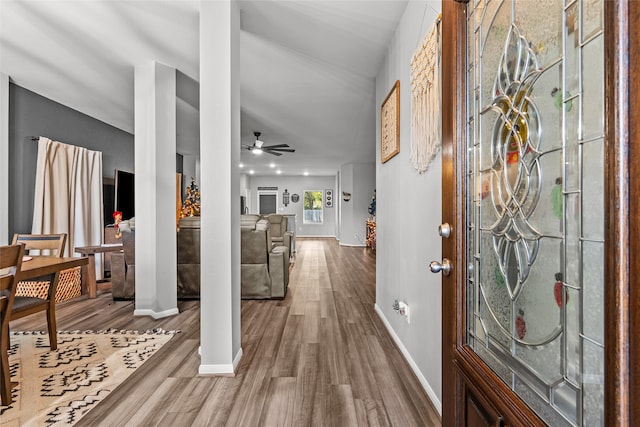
181, 178, 201, 217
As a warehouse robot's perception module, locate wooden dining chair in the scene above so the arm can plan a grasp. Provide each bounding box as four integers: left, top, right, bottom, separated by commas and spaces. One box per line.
10, 234, 68, 350
11, 233, 67, 256
0, 243, 25, 405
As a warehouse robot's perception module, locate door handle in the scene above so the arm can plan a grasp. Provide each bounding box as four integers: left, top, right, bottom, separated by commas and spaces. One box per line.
430, 258, 453, 276
438, 222, 452, 238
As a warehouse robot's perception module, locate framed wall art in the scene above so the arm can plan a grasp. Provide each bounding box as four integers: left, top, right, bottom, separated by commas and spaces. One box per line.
381, 80, 400, 163
325, 189, 333, 207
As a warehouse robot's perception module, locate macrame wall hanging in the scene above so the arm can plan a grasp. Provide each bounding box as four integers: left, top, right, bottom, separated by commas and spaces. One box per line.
410, 14, 442, 174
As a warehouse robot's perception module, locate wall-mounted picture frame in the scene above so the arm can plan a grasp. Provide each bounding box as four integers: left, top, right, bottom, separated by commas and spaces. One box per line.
381, 80, 400, 163
291, 193, 300, 203
325, 189, 333, 208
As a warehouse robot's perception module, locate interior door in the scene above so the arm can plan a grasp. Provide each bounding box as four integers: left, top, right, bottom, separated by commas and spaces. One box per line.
439, 0, 636, 425
258, 192, 277, 215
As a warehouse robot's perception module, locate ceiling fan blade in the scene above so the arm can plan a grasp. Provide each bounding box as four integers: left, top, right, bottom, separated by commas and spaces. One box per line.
245, 132, 295, 156
264, 148, 295, 153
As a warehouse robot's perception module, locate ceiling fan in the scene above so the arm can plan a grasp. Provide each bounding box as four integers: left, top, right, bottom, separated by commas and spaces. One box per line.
242, 132, 295, 156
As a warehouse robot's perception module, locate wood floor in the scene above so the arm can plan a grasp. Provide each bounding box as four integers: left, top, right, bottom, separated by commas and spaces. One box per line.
10, 238, 442, 426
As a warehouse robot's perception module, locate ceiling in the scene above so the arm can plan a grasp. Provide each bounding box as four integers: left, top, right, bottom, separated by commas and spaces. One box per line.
1, 1, 408, 176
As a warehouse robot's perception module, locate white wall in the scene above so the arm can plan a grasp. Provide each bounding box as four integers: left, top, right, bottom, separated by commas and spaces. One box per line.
248, 175, 337, 237
375, 0, 443, 413
339, 162, 375, 246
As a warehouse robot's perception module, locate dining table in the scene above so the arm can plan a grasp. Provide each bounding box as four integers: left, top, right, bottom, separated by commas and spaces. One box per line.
20, 256, 89, 293
75, 244, 123, 298
1, 255, 88, 405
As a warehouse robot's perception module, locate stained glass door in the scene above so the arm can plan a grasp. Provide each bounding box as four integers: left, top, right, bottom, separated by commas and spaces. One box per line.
464, 0, 604, 425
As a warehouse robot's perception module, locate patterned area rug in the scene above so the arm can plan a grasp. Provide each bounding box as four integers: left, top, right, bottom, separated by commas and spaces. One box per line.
0, 329, 178, 426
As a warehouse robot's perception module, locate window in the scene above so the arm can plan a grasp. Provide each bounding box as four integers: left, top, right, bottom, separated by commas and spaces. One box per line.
303, 190, 323, 224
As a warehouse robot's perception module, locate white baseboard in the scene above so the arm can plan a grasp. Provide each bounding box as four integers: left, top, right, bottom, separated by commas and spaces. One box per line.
233, 347, 243, 370
199, 347, 243, 376
133, 307, 180, 319
338, 242, 366, 247
374, 303, 442, 416
296, 235, 337, 238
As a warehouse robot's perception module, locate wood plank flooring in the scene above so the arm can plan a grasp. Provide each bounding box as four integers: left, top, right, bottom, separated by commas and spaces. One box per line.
10, 238, 442, 426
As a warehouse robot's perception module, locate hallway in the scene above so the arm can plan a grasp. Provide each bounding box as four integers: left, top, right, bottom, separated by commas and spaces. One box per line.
11, 238, 441, 426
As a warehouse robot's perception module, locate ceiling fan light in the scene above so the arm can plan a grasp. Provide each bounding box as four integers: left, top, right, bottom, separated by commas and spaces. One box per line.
253, 147, 263, 155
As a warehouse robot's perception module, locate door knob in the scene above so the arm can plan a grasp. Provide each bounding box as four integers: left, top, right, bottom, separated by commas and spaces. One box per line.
438, 223, 451, 238
430, 258, 453, 276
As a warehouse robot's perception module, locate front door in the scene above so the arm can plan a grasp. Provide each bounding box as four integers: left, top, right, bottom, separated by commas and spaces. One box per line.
439, 0, 636, 425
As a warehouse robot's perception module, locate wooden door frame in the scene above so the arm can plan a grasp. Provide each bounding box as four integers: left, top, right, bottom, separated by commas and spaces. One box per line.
440, 0, 465, 424
441, 0, 638, 424
607, 1, 637, 424
629, 3, 640, 423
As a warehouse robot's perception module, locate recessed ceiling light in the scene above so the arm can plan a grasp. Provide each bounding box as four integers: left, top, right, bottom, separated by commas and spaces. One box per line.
269, 163, 276, 168
239, 163, 244, 168
249, 170, 255, 175
276, 170, 282, 174
303, 171, 309, 176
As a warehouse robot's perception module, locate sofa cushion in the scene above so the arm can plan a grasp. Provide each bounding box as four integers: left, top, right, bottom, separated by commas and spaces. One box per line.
240, 214, 261, 229
240, 264, 271, 299
265, 214, 286, 236
241, 229, 269, 264
119, 217, 135, 231
255, 219, 270, 231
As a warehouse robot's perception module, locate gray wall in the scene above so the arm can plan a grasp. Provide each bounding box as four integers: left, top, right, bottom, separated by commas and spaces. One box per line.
338, 162, 375, 246
7, 83, 188, 238
246, 174, 337, 237
8, 83, 134, 237
375, 0, 443, 412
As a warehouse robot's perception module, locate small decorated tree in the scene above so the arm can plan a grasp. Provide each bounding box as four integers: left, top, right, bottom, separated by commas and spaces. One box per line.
181, 178, 201, 217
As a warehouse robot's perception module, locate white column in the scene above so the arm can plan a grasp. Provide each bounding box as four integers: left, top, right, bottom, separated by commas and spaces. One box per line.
133, 61, 179, 318
199, 0, 242, 374
0, 73, 8, 245
0, 1, 6, 244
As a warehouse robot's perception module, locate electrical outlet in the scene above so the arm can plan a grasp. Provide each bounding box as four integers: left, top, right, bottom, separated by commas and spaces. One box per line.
398, 301, 410, 324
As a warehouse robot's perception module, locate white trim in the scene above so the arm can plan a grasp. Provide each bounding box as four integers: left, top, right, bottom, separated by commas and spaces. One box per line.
339, 242, 366, 247
233, 347, 243, 370
133, 307, 180, 319
374, 303, 442, 415
199, 347, 243, 376
296, 235, 337, 238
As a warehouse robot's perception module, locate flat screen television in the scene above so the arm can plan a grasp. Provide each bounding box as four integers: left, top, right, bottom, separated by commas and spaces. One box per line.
114, 169, 135, 221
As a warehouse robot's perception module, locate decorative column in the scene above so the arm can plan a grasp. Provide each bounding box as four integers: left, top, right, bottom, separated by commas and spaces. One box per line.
199, 0, 242, 374
133, 61, 179, 318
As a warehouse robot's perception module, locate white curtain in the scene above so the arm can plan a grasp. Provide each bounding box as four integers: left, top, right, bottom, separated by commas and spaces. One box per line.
31, 137, 104, 279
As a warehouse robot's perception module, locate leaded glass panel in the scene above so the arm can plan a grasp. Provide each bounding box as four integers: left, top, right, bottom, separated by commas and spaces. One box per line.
466, 1, 605, 425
